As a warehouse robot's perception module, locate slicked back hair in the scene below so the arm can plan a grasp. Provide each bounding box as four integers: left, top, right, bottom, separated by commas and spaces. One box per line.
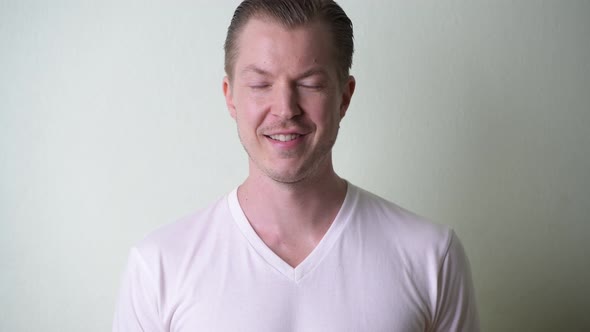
224, 0, 354, 83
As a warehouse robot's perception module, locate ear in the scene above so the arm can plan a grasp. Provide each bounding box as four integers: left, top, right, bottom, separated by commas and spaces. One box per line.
339, 75, 356, 119
223, 76, 237, 119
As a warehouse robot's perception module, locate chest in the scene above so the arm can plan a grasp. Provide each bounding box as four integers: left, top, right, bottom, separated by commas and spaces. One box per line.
162, 254, 429, 332
167, 288, 426, 331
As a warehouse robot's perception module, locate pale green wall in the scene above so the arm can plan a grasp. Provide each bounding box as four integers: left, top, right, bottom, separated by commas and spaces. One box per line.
1, 1, 588, 331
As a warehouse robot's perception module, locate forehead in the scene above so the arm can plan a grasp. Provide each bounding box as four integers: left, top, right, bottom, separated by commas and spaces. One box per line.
233, 18, 337, 77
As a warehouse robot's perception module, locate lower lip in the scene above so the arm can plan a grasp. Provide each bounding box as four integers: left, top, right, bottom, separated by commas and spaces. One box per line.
265, 135, 306, 149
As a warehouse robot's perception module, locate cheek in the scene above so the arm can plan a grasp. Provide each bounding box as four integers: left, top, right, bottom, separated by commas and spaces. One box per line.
236, 111, 263, 134
301, 96, 341, 124
235, 93, 268, 124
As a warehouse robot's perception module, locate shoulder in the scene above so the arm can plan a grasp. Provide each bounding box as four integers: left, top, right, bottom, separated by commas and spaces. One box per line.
345, 185, 479, 329
131, 193, 232, 272
350, 184, 453, 256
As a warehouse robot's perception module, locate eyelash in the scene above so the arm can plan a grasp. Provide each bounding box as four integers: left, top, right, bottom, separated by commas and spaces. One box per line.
248, 83, 323, 90
250, 84, 271, 89
298, 84, 322, 89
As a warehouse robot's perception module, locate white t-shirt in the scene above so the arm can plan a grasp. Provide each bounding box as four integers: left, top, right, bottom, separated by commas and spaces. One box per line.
113, 183, 479, 331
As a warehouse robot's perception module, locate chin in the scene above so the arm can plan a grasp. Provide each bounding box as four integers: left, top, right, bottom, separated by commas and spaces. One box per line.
265, 169, 307, 184
262, 160, 325, 185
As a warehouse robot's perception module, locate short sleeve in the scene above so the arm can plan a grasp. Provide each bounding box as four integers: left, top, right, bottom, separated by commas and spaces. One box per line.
431, 231, 480, 331
112, 248, 164, 332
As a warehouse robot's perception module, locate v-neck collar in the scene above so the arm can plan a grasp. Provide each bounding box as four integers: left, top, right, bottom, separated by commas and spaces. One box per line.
227, 182, 358, 283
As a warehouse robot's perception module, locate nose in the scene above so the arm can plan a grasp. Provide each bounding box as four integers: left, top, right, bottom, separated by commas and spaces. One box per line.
272, 83, 301, 119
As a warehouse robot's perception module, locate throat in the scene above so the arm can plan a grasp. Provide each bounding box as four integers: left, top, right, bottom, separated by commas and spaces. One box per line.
256, 226, 327, 268
236, 176, 348, 267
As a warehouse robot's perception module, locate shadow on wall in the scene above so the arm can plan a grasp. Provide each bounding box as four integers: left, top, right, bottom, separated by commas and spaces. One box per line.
364, 37, 590, 331
437, 69, 589, 331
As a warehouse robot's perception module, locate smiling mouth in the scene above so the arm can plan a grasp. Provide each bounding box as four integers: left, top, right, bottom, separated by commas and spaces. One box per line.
267, 134, 301, 142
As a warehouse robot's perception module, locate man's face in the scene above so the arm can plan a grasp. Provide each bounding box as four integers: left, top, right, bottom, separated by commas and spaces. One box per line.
223, 18, 355, 184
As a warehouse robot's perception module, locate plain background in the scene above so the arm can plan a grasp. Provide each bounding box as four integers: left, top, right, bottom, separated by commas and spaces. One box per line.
1, 0, 589, 331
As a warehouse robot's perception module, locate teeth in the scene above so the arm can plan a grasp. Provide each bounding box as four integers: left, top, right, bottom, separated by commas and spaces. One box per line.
269, 134, 300, 142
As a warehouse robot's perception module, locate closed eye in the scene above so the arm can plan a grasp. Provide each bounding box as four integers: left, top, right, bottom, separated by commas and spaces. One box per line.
250, 84, 271, 89
298, 84, 323, 90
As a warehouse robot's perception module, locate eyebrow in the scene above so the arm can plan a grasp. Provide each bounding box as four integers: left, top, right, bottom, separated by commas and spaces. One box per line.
297, 68, 329, 80
240, 65, 271, 77
239, 65, 329, 80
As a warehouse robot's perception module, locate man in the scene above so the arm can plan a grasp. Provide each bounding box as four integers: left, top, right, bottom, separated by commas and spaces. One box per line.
113, 0, 479, 331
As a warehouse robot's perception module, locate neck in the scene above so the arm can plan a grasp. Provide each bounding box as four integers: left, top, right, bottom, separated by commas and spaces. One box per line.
237, 161, 347, 237
236, 160, 348, 267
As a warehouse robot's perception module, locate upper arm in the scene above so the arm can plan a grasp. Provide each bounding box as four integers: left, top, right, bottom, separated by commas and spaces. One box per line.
112, 248, 164, 332
431, 231, 480, 332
